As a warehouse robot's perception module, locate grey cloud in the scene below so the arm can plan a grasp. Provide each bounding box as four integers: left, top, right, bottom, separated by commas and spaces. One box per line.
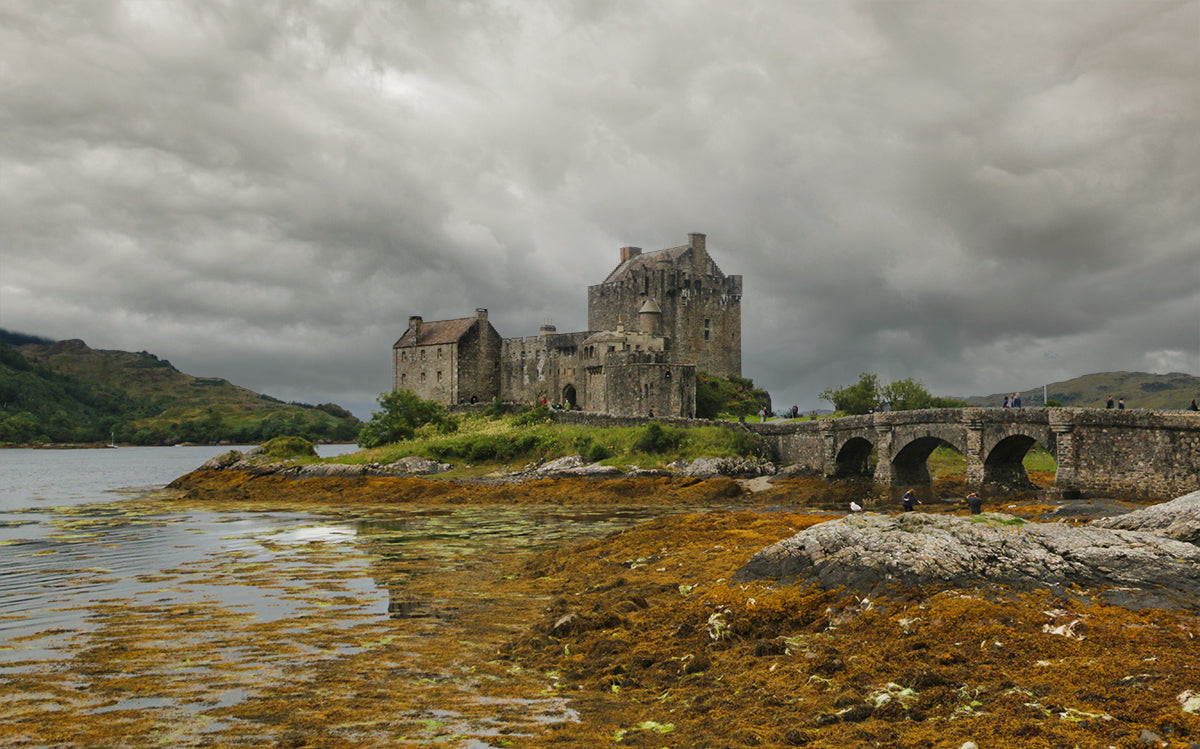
1, 0, 1196, 417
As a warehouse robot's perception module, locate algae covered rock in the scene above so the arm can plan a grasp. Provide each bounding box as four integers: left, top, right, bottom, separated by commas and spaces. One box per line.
734, 512, 1200, 610
382, 456, 451, 475
258, 436, 318, 460
199, 449, 247, 470
1093, 490, 1200, 545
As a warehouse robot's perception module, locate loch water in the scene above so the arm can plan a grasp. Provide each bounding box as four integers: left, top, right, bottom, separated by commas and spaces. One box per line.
0, 446, 680, 746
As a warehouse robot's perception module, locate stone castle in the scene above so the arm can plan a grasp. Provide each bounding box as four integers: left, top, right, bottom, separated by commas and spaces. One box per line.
392, 232, 742, 417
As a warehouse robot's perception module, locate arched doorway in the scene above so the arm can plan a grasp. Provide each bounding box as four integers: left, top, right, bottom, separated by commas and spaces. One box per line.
562, 383, 577, 409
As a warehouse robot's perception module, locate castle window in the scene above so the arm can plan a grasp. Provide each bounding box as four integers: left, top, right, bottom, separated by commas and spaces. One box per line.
437, 348, 443, 359
436, 370, 442, 382
665, 369, 672, 381
401, 374, 406, 385
420, 372, 426, 383
420, 349, 426, 361
608, 346, 615, 353
704, 318, 711, 341
401, 351, 407, 362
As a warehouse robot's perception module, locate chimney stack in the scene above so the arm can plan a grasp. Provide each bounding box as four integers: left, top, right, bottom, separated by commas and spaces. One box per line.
539, 318, 557, 336
476, 308, 488, 324
407, 315, 423, 342
619, 246, 642, 263
688, 233, 706, 253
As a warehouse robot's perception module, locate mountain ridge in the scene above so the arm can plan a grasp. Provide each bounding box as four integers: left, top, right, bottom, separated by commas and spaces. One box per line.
1, 331, 360, 445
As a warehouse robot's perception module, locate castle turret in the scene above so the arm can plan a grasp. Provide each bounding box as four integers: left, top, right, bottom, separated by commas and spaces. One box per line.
638, 298, 661, 335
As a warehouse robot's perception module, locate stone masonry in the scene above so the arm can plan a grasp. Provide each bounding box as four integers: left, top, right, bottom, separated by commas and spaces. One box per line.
393, 233, 741, 418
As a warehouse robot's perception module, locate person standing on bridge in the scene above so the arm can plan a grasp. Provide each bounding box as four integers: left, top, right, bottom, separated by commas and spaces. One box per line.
1107, 395, 1115, 409
901, 489, 921, 512
1118, 398, 1126, 410
1012, 393, 1022, 408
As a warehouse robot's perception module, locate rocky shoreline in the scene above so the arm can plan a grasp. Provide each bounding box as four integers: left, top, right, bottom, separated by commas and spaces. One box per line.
154, 453, 1200, 746
735, 492, 1200, 611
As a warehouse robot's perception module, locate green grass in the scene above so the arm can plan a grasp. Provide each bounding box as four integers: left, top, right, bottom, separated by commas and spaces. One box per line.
928, 444, 1056, 477
345, 415, 762, 470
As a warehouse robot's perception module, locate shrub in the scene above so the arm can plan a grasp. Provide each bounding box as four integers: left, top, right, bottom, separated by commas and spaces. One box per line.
357, 390, 454, 448
513, 405, 553, 427
634, 422, 685, 454
260, 435, 318, 459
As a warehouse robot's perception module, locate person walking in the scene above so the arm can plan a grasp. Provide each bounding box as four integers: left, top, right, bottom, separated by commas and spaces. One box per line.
1118, 398, 1126, 410
1012, 393, 1022, 408
1106, 395, 1115, 409
901, 489, 921, 512
967, 492, 983, 515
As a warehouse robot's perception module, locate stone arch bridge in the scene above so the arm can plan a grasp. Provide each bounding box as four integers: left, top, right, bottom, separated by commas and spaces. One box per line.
748, 408, 1200, 500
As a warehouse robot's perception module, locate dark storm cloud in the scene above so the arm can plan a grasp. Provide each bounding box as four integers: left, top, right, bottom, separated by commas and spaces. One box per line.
1, 0, 1196, 417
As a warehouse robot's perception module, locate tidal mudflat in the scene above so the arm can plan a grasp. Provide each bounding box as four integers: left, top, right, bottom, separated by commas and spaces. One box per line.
2, 465, 1197, 748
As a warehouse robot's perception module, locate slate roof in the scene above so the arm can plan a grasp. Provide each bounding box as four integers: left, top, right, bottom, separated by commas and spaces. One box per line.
393, 317, 477, 348
601, 245, 691, 284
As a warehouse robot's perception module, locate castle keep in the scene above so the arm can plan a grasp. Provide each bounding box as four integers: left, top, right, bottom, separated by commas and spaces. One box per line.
392, 232, 742, 417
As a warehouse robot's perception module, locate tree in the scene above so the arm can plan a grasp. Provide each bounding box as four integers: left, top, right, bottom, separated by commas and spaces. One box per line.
880, 377, 933, 411
695, 373, 771, 419
822, 373, 969, 414
820, 372, 880, 415
357, 390, 454, 448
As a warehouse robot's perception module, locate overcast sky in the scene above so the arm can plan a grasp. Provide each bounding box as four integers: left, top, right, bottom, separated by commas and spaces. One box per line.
2, 1, 1197, 418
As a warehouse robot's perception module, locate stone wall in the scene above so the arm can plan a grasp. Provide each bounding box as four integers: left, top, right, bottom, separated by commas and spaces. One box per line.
587, 233, 742, 378
455, 322, 503, 404
500, 332, 589, 407
392, 342, 456, 403
1052, 409, 1200, 499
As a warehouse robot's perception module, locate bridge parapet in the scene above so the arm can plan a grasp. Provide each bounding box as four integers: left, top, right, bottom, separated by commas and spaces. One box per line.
752, 408, 1198, 500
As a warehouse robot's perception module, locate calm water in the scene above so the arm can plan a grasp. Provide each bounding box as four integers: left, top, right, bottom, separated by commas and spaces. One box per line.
0, 445, 679, 746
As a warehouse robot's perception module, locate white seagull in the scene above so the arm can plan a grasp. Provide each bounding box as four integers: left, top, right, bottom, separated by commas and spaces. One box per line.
849, 501, 863, 513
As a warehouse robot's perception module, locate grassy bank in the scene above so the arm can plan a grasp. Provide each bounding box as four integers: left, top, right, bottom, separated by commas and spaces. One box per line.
344, 413, 762, 473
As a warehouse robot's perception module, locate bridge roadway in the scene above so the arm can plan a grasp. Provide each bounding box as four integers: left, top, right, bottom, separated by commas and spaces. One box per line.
746, 408, 1200, 500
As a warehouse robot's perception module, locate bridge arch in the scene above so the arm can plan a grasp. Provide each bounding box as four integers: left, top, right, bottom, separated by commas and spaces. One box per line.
890, 436, 964, 485
833, 436, 875, 478
980, 432, 1054, 489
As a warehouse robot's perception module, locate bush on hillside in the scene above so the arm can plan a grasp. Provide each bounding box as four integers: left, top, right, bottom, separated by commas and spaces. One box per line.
357, 390, 456, 448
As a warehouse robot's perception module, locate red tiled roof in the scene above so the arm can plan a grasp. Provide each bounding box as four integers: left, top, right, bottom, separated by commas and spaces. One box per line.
393, 317, 476, 347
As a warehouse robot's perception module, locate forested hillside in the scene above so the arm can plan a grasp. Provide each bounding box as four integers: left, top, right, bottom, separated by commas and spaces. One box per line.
0, 332, 360, 445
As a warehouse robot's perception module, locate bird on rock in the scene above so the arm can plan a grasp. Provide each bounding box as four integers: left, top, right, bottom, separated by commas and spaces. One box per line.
849, 501, 863, 512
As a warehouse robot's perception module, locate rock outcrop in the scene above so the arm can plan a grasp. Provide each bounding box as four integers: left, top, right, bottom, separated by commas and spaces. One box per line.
669, 457, 777, 478
735, 503, 1200, 610
195, 450, 450, 477
1093, 490, 1200, 545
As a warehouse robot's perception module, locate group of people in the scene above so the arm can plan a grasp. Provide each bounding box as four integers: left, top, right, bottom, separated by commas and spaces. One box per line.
1001, 393, 1022, 408
1105, 395, 1126, 409
896, 489, 982, 514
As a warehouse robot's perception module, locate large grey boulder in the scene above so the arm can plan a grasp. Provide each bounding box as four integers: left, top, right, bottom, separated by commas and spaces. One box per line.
674, 457, 777, 478
1093, 491, 1200, 545
381, 456, 451, 476
735, 512, 1200, 610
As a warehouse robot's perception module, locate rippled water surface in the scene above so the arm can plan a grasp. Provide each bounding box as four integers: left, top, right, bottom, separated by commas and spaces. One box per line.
0, 446, 679, 747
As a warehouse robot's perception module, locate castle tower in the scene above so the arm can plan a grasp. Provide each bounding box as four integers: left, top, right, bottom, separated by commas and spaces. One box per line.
588, 232, 742, 377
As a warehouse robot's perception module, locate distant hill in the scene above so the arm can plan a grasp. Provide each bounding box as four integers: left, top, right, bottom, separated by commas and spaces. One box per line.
963, 371, 1200, 410
0, 331, 360, 445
